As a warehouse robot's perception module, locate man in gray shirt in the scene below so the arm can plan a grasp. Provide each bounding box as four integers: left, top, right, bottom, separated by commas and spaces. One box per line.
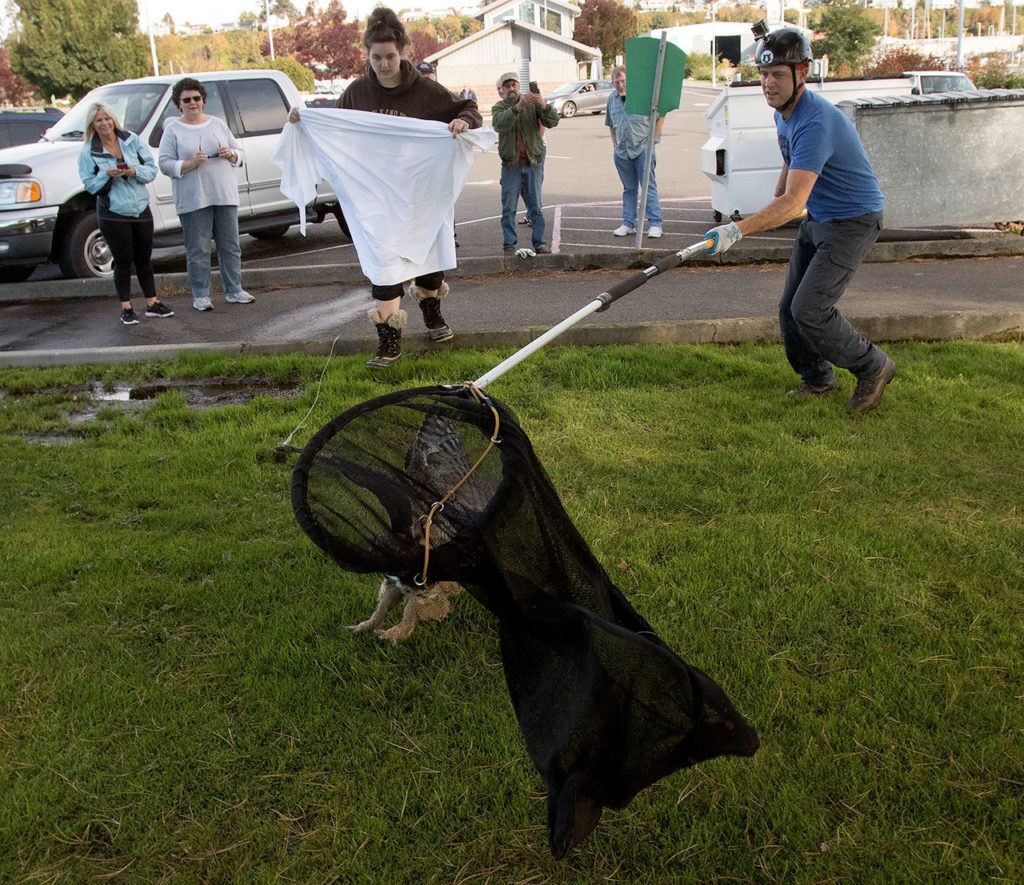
605, 65, 664, 239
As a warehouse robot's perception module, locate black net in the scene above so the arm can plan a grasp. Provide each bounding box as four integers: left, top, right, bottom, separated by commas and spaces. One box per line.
291, 384, 759, 858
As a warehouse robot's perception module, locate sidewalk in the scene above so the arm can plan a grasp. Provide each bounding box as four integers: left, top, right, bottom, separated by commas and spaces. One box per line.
1, 249, 1021, 367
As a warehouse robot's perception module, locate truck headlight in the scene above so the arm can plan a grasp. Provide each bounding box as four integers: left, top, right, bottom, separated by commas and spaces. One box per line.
0, 180, 43, 207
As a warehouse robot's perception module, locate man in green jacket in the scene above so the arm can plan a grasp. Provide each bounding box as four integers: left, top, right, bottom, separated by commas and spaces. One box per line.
492, 72, 559, 254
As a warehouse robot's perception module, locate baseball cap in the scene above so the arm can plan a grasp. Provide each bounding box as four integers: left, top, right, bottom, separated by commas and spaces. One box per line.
416, 60, 435, 74
498, 71, 519, 86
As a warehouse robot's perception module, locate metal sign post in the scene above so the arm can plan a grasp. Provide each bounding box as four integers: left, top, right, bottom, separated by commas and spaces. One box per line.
624, 35, 686, 250
634, 32, 668, 250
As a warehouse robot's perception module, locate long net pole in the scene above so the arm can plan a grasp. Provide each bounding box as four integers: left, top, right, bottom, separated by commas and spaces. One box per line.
473, 238, 711, 389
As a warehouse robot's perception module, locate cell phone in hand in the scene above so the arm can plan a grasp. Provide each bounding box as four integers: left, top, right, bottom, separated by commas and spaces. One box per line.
529, 81, 540, 94
116, 160, 129, 171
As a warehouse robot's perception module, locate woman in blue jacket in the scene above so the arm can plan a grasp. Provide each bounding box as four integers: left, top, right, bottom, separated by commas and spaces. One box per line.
77, 103, 173, 325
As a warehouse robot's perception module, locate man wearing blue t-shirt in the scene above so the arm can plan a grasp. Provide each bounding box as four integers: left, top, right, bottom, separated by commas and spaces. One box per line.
704, 24, 896, 413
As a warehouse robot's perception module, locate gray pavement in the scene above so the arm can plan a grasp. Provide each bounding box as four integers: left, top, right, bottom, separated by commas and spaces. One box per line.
2, 250, 1021, 367
2, 89, 1021, 367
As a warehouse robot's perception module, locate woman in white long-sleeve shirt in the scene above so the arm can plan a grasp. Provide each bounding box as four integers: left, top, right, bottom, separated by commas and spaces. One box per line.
157, 77, 254, 311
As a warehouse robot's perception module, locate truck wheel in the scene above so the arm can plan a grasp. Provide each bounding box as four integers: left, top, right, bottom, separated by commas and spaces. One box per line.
59, 212, 113, 279
561, 101, 577, 118
0, 266, 36, 283
249, 224, 291, 240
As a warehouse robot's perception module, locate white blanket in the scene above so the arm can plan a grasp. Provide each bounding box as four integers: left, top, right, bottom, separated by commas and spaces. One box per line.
273, 109, 495, 286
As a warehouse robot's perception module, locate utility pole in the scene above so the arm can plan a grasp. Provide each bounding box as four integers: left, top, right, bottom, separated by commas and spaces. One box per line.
956, 0, 966, 69
141, 0, 159, 76
710, 0, 716, 89
265, 0, 276, 60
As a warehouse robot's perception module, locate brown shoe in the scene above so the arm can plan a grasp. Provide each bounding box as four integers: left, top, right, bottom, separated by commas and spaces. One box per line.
786, 380, 840, 399
847, 356, 896, 412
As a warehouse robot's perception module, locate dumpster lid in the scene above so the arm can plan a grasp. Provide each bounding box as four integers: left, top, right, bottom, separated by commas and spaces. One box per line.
839, 89, 1024, 109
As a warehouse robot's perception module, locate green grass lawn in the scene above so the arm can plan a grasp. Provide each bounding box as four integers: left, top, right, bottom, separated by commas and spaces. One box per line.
1, 341, 1022, 882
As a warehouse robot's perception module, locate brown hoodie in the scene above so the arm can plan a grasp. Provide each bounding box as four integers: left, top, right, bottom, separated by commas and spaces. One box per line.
339, 60, 482, 128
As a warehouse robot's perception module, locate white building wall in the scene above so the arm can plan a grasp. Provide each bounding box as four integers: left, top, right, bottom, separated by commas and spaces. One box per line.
483, 1, 578, 40
435, 28, 586, 102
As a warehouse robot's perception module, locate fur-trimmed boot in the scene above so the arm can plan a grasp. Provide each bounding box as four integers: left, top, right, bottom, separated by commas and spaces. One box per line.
366, 308, 406, 369
414, 281, 454, 342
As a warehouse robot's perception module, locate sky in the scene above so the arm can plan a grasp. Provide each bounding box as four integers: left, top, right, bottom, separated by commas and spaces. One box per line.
143, 0, 461, 30
0, 0, 467, 41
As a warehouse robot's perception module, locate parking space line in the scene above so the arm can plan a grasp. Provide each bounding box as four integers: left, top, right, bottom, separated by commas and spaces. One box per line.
552, 205, 562, 253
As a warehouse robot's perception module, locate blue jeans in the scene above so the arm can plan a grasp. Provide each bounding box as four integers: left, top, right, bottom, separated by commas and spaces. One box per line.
179, 204, 243, 298
613, 151, 662, 227
500, 164, 544, 249
779, 212, 886, 384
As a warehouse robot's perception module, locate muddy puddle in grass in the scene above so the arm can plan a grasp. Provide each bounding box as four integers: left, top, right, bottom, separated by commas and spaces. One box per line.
10, 376, 303, 444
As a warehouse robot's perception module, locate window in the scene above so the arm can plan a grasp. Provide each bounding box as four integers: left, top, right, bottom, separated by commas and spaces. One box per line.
5, 120, 47, 147
494, 9, 514, 23
228, 79, 289, 135
542, 9, 561, 33
149, 83, 229, 148
518, 2, 535, 24
48, 84, 167, 142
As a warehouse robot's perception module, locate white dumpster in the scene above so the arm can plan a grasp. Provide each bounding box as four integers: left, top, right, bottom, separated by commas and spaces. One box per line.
701, 78, 912, 221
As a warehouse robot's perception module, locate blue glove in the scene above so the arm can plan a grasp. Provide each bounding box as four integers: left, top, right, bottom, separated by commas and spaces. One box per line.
704, 221, 742, 255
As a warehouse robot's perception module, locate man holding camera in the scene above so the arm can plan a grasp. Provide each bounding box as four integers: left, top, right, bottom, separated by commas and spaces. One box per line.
705, 24, 896, 413
492, 72, 559, 255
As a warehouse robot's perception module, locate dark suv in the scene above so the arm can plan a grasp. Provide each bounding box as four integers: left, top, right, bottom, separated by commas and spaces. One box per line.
0, 108, 64, 149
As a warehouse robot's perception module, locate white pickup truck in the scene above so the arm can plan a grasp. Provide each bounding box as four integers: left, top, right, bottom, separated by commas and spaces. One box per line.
0, 69, 339, 281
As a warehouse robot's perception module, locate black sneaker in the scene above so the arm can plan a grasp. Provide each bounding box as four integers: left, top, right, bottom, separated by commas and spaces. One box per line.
144, 301, 174, 318
120, 307, 139, 325
786, 380, 839, 399
848, 356, 896, 413
534, 244, 551, 255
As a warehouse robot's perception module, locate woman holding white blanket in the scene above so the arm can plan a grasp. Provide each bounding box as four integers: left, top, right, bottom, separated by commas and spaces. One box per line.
288, 7, 482, 368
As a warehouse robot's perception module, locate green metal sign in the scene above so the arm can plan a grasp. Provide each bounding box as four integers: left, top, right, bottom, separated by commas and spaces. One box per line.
624, 36, 687, 117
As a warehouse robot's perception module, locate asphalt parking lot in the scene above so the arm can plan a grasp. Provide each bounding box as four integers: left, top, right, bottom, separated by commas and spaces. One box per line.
12, 91, 1002, 286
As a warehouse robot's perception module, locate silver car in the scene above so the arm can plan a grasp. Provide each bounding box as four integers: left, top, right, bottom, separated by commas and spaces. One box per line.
544, 79, 614, 118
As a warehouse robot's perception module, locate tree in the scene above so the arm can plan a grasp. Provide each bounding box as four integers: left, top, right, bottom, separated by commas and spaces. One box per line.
574, 0, 639, 63
10, 0, 149, 99
812, 0, 880, 76
162, 12, 175, 35
0, 47, 36, 105
288, 1, 362, 79
864, 46, 944, 77
408, 30, 448, 65
156, 30, 262, 74
258, 55, 314, 91
250, 0, 301, 28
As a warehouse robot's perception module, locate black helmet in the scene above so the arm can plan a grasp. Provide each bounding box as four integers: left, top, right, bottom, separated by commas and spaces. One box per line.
754, 27, 813, 68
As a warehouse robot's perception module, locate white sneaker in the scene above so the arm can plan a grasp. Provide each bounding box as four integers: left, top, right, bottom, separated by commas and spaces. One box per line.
613, 224, 636, 237
648, 226, 663, 239
225, 290, 255, 304
192, 296, 214, 311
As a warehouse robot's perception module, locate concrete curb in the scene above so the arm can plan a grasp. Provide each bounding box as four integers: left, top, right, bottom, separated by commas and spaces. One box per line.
2, 310, 1020, 368
3, 235, 1023, 303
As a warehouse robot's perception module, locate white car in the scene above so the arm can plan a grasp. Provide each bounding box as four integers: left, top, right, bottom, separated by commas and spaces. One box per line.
904, 71, 977, 96
0, 69, 339, 281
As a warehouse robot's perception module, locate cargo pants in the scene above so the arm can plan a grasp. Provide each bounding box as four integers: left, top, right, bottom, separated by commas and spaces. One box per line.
779, 210, 887, 386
